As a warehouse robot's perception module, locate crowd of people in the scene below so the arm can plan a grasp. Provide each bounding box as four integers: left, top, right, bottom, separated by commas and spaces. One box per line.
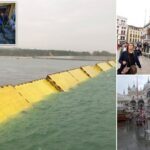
126, 108, 147, 127
0, 11, 15, 44
135, 109, 147, 126
117, 42, 142, 75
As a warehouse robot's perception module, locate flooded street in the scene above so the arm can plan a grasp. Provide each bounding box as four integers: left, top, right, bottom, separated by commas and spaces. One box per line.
118, 120, 150, 150
0, 56, 101, 85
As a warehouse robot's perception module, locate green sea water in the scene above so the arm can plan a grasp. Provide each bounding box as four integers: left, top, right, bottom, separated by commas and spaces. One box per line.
0, 69, 116, 150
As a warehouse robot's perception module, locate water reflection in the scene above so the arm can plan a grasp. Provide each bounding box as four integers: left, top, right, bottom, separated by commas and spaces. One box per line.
118, 120, 150, 150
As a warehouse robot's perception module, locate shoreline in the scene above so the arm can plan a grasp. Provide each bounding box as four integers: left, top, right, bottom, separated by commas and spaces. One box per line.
0, 55, 115, 61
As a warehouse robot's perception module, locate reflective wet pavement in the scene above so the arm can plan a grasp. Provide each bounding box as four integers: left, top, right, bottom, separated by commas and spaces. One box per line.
118, 120, 150, 150
138, 56, 150, 74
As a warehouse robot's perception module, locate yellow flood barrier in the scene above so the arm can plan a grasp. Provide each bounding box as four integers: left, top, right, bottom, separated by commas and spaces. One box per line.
15, 79, 58, 104
0, 60, 115, 123
0, 85, 30, 123
108, 61, 116, 67
96, 62, 112, 71
81, 65, 102, 78
47, 71, 79, 92
68, 68, 89, 83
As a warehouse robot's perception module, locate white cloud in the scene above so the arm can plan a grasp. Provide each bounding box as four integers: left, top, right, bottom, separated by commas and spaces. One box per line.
117, 0, 150, 27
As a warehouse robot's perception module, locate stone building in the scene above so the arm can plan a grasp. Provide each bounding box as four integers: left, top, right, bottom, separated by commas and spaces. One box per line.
118, 78, 150, 110
117, 16, 128, 45
127, 25, 143, 44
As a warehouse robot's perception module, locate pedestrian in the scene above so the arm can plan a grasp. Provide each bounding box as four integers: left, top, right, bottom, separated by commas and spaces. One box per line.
0, 13, 4, 33
135, 46, 142, 57
0, 17, 3, 33
117, 43, 142, 74
0, 12, 4, 20
143, 42, 148, 52
3, 13, 8, 25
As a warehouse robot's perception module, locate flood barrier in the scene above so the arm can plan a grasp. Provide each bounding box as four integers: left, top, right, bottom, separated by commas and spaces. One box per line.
0, 60, 116, 123
81, 65, 102, 78
96, 62, 112, 71
108, 61, 116, 67
47, 71, 79, 92
15, 79, 58, 104
0, 85, 30, 123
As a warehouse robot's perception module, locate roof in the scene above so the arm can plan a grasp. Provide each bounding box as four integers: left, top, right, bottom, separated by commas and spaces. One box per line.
117, 93, 131, 102
144, 22, 150, 28
128, 25, 143, 29
117, 15, 127, 20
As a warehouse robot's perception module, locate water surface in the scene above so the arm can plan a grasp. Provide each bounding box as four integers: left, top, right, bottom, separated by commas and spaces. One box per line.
0, 69, 116, 150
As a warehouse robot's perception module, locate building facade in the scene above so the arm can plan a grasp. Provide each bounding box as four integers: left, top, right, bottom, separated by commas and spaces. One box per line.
143, 22, 150, 45
118, 79, 150, 110
127, 25, 143, 44
117, 16, 128, 45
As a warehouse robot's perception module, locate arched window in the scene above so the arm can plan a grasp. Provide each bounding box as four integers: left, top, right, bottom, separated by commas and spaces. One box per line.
130, 100, 136, 106
138, 99, 144, 109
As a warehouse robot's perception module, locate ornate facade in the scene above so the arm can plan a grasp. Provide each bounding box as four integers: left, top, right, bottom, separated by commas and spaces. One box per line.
118, 79, 150, 110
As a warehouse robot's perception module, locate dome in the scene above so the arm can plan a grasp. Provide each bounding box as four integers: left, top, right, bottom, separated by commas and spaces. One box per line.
130, 84, 137, 92
144, 78, 150, 90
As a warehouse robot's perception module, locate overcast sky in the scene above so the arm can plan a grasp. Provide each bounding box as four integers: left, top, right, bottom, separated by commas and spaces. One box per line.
117, 0, 150, 27
117, 75, 150, 94
1, 0, 116, 52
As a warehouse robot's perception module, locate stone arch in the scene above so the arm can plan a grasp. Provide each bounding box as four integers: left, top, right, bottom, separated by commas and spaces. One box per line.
130, 100, 136, 109
138, 99, 144, 109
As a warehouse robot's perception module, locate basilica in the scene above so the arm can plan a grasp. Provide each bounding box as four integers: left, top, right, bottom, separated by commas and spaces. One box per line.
118, 78, 150, 110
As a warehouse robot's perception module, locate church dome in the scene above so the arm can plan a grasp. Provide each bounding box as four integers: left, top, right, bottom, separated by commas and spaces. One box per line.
130, 84, 137, 92
144, 78, 150, 90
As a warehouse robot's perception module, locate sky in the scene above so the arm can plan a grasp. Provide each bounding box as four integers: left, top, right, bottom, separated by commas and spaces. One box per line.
1, 0, 116, 52
117, 75, 150, 94
117, 0, 150, 27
